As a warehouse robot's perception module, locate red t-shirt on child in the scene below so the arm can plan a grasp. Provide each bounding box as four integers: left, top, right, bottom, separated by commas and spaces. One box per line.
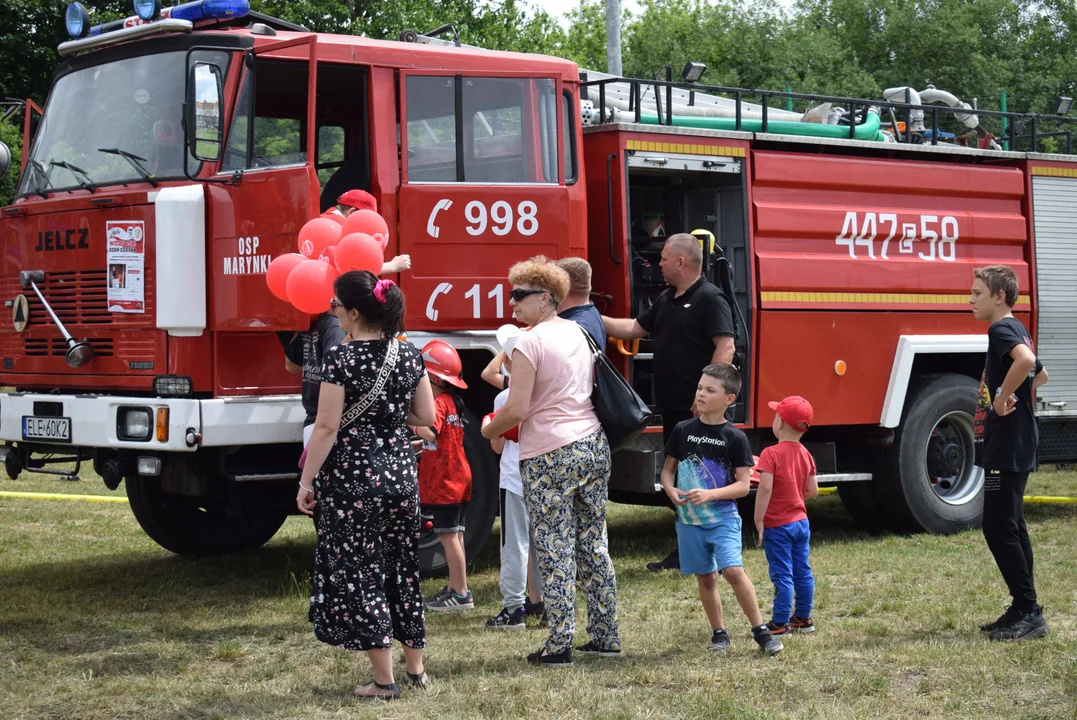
418, 393, 472, 505
757, 441, 816, 529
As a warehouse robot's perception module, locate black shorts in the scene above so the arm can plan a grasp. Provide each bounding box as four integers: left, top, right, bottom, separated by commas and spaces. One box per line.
421, 502, 468, 534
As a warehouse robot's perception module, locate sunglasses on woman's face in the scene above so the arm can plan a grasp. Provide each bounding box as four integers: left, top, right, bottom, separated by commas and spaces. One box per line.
330, 298, 341, 311
509, 288, 547, 303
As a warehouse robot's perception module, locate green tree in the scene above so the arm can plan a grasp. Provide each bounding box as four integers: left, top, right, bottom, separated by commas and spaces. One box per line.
0, 118, 23, 207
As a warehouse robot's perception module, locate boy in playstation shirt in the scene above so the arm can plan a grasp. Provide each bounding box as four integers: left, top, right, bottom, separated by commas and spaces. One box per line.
662, 363, 783, 655
970, 265, 1049, 642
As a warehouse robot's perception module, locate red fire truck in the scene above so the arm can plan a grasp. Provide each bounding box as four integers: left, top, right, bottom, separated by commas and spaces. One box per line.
1, 1, 1074, 572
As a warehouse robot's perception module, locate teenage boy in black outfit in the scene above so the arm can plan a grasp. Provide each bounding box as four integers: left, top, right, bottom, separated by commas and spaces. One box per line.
970, 265, 1049, 642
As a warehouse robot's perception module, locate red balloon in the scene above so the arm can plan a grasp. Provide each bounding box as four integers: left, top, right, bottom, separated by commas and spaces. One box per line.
335, 233, 384, 274
342, 209, 390, 251
321, 210, 345, 226
286, 259, 340, 314
266, 253, 307, 302
318, 245, 337, 266
297, 217, 342, 258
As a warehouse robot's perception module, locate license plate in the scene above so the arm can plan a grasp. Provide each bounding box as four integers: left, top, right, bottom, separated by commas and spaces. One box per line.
22, 416, 72, 443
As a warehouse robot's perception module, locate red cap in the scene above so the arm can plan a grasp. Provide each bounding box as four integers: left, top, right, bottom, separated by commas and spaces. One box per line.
768, 396, 813, 431
337, 189, 377, 212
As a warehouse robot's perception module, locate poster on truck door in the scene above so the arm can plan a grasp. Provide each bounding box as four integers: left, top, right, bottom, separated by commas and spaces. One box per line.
105, 220, 145, 313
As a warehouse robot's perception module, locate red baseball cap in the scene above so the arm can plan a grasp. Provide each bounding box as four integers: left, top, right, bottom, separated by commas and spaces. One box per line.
337, 189, 377, 212
768, 396, 813, 431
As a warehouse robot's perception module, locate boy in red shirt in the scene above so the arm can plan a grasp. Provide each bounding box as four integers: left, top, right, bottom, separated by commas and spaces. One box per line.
413, 340, 474, 612
754, 396, 819, 635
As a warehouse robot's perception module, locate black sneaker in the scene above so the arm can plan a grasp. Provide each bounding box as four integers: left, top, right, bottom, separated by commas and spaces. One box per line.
423, 585, 449, 606
980, 605, 1023, 632
789, 615, 815, 633
990, 608, 1049, 642
575, 640, 622, 658
646, 550, 680, 572
485, 606, 526, 631
765, 621, 789, 636
523, 599, 546, 618
526, 648, 573, 667
752, 625, 784, 656
708, 629, 730, 651
427, 589, 474, 613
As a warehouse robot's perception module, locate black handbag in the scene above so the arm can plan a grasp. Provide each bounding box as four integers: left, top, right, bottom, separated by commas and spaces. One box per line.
578, 327, 654, 452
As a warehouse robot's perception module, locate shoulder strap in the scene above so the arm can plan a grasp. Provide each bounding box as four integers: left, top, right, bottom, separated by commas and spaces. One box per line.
339, 339, 399, 433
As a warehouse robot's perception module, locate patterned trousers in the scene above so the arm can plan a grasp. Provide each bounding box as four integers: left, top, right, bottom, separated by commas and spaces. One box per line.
522, 429, 620, 655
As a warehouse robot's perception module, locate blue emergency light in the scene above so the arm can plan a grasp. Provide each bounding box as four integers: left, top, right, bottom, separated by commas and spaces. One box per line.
65, 2, 90, 38
133, 0, 161, 21
65, 0, 250, 39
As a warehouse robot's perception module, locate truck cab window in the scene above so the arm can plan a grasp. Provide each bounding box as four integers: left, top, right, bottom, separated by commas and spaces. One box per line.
405, 75, 559, 184
222, 59, 308, 172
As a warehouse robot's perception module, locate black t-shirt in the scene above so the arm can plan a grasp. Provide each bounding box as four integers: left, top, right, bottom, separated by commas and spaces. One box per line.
638, 277, 734, 410
974, 316, 1043, 472
663, 418, 754, 522
283, 313, 347, 426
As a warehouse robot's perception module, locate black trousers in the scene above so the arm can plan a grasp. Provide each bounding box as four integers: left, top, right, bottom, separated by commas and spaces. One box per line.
982, 470, 1038, 612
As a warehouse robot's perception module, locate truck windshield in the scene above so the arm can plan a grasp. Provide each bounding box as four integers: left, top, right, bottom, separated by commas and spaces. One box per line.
18, 49, 230, 197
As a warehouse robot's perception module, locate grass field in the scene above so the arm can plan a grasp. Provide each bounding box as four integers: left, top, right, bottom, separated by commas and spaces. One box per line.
1, 469, 1076, 719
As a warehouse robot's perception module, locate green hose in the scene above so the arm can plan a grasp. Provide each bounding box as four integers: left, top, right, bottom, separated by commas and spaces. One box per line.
637, 109, 888, 142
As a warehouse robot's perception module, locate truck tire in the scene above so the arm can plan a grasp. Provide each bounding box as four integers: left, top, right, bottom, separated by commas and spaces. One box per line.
872, 373, 984, 534
418, 409, 499, 578
126, 467, 289, 556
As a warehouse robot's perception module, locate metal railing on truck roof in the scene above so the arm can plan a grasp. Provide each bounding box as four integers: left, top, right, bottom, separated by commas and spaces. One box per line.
581, 70, 1077, 156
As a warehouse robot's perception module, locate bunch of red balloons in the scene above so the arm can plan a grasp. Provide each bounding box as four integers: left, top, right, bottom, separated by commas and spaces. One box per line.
266, 210, 391, 314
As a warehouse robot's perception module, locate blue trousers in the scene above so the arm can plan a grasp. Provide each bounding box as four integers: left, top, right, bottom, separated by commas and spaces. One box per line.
763, 518, 814, 624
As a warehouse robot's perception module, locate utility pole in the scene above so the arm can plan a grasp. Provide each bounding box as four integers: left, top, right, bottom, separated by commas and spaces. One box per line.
606, 0, 622, 76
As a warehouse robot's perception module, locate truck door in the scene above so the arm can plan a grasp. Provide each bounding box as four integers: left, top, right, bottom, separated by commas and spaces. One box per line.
210, 44, 319, 395
397, 73, 580, 330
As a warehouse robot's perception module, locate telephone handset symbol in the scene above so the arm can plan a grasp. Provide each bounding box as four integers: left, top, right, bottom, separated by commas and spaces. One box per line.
425, 282, 453, 322
427, 199, 453, 239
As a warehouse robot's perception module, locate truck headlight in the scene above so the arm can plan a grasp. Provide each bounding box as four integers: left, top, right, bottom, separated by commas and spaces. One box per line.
118, 407, 152, 441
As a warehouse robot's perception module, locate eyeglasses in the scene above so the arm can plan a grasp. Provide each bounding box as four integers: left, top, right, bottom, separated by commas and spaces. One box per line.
509, 288, 548, 303
330, 298, 341, 311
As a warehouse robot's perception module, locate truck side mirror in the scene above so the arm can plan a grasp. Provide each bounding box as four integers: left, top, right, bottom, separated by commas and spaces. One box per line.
0, 141, 11, 182
185, 61, 224, 163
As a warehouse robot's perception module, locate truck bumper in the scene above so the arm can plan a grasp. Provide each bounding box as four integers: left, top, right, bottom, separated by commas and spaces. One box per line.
0, 392, 306, 452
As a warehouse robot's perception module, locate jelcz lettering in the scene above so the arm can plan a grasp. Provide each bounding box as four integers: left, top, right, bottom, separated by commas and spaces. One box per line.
34, 228, 89, 252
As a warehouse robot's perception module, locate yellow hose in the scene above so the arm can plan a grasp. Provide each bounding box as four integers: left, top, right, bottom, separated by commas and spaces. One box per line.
815, 486, 1077, 504
0, 490, 128, 503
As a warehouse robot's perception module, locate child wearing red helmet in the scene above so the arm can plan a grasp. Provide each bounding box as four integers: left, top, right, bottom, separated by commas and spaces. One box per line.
325, 190, 412, 276
413, 339, 474, 612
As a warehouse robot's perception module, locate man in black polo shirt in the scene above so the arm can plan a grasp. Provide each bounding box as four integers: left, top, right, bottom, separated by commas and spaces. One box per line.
602, 233, 736, 571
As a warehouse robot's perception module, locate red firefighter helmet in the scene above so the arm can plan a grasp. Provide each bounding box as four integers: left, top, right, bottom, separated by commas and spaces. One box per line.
421, 339, 468, 389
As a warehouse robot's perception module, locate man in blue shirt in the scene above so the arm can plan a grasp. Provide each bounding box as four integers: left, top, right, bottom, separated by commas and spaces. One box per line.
554, 257, 607, 348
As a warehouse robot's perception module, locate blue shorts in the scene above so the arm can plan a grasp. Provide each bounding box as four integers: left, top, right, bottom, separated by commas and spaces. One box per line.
676, 515, 743, 576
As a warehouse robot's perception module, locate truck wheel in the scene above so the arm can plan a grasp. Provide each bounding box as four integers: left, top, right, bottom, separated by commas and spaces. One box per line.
126, 466, 289, 555
873, 373, 984, 534
418, 409, 499, 578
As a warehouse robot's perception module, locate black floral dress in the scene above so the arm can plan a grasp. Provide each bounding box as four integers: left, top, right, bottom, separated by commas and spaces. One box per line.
308, 338, 427, 651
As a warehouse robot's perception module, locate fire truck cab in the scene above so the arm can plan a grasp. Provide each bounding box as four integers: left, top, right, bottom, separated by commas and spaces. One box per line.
1, 2, 1075, 570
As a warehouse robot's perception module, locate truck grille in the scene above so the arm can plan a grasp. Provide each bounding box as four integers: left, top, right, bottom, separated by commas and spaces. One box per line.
3, 269, 154, 327
24, 337, 115, 357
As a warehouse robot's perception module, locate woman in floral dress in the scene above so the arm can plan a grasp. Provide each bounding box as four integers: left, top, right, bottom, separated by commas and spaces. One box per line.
297, 270, 435, 700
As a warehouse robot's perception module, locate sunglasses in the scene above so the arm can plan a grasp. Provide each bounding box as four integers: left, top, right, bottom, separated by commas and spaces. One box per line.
330, 298, 342, 311
509, 288, 548, 302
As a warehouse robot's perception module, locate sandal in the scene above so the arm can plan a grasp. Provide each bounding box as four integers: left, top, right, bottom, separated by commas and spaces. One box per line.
404, 670, 431, 689
353, 680, 401, 700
